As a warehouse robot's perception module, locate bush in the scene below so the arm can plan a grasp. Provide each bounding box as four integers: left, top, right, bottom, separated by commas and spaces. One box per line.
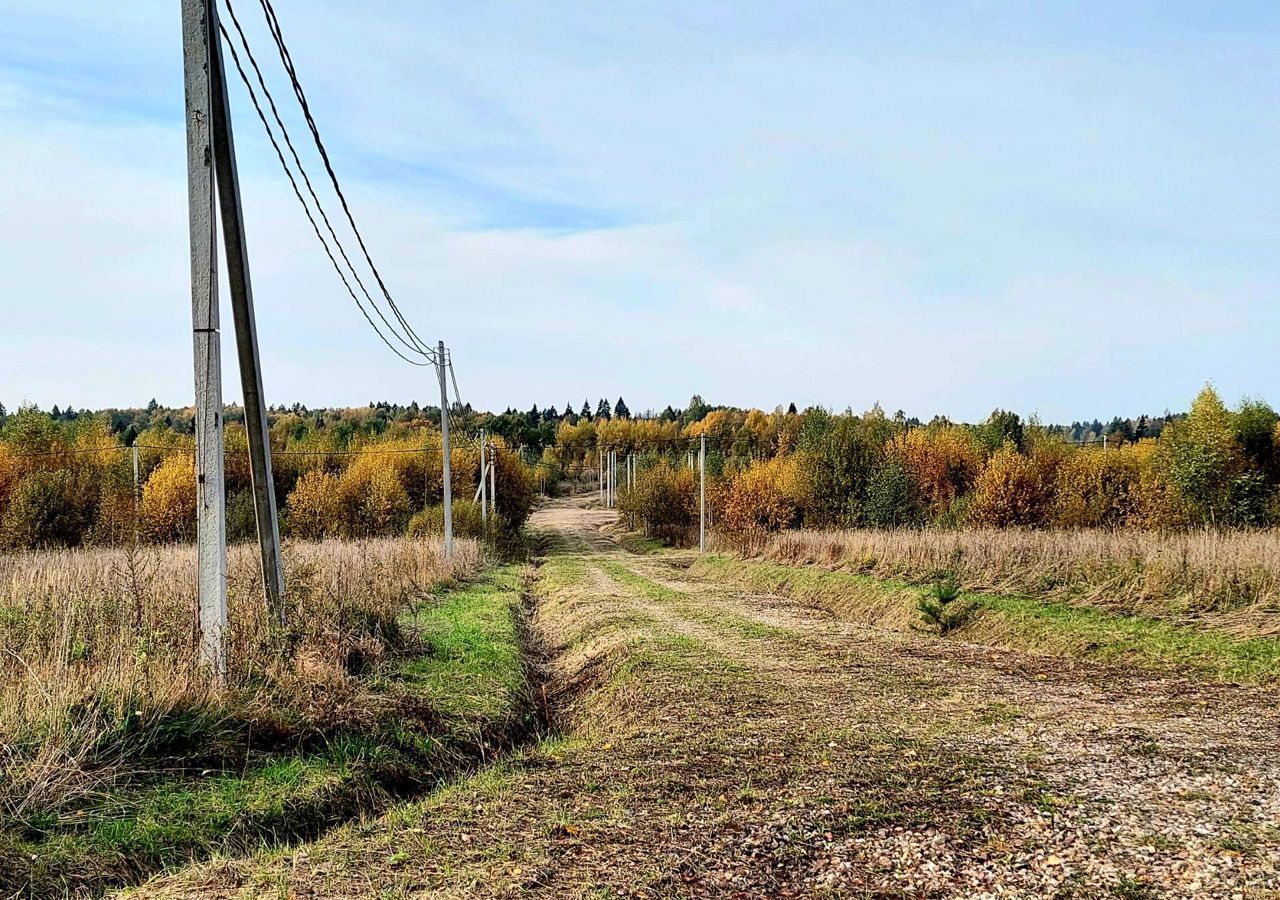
864, 461, 924, 528
1156, 386, 1246, 526
489, 444, 536, 533
359, 466, 411, 535
334, 456, 410, 537
0, 470, 93, 549
1047, 441, 1174, 528
721, 454, 812, 534
969, 445, 1050, 527
408, 499, 488, 539
226, 490, 258, 544
287, 470, 342, 539
796, 412, 892, 526
618, 461, 696, 543
888, 426, 982, 519
0, 445, 21, 512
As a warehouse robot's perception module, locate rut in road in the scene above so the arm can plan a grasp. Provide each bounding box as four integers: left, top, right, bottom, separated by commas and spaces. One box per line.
143, 496, 1280, 899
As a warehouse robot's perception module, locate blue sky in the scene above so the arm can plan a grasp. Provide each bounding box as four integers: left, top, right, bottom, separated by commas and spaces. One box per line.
1, 1, 1277, 422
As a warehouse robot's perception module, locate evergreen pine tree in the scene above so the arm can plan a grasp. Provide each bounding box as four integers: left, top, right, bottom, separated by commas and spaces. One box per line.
615, 397, 630, 419
596, 398, 612, 420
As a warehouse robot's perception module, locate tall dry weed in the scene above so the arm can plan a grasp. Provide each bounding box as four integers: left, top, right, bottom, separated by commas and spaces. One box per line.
718, 527, 1280, 634
0, 536, 481, 826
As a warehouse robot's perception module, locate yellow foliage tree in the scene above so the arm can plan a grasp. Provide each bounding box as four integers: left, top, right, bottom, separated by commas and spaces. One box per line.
286, 469, 343, 539
887, 426, 983, 518
361, 465, 411, 535
721, 454, 812, 533
969, 446, 1050, 527
141, 454, 196, 542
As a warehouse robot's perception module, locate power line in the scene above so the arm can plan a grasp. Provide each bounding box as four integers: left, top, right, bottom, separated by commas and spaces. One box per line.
447, 351, 463, 409
252, 0, 435, 360
215, 12, 431, 368
219, 0, 430, 364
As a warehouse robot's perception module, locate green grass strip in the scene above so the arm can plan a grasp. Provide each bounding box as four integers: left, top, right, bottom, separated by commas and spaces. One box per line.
693, 555, 1280, 683
2, 567, 529, 898
397, 567, 527, 723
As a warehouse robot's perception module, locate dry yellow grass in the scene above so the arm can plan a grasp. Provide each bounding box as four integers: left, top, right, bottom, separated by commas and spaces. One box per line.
716, 527, 1280, 634
0, 536, 481, 826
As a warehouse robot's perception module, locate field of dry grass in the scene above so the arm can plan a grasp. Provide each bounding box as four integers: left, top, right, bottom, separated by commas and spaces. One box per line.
717, 527, 1280, 635
0, 537, 481, 832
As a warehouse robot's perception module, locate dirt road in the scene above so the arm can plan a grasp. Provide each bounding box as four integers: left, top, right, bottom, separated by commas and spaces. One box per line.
146, 497, 1280, 899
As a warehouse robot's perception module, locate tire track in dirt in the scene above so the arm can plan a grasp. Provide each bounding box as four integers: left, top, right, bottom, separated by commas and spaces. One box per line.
138, 497, 1280, 899
565, 500, 1280, 897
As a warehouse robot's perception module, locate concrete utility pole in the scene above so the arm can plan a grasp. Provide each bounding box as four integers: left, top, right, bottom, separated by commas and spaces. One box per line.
209, 15, 285, 623
699, 434, 706, 553
478, 431, 488, 527
182, 0, 228, 679
599, 447, 604, 504
436, 341, 453, 558
489, 440, 497, 519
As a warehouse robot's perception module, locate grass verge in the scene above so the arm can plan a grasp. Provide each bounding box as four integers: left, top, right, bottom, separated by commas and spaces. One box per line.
0, 567, 532, 899
691, 555, 1280, 683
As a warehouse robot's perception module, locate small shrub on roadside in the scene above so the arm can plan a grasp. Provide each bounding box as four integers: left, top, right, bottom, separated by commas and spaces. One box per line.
917, 576, 973, 635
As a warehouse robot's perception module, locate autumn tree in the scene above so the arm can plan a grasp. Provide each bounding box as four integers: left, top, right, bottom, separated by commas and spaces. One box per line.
1157, 386, 1245, 525
969, 445, 1050, 527
286, 470, 343, 539
978, 409, 1025, 453
141, 454, 197, 542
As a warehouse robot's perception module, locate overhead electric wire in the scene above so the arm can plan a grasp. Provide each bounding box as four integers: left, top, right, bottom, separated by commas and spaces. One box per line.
215, 13, 431, 368
252, 0, 435, 359
447, 352, 463, 409
219, 0, 431, 364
